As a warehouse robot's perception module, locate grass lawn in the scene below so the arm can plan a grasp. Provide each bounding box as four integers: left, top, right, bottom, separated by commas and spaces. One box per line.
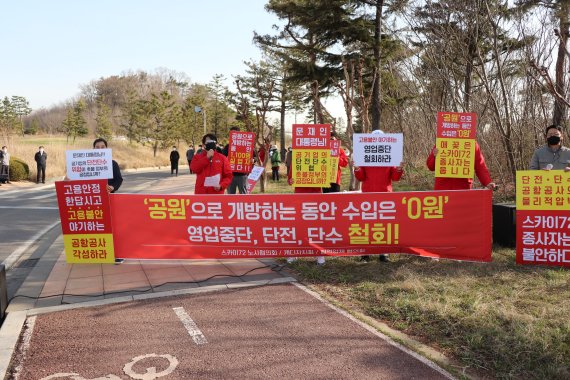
285, 249, 569, 379
256, 169, 568, 379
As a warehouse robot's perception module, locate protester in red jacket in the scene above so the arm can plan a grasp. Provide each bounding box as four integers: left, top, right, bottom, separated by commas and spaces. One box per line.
191, 133, 233, 194
426, 142, 496, 190
354, 129, 404, 262
323, 131, 349, 193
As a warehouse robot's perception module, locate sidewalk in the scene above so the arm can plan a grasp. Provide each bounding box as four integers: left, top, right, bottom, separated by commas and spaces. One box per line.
7, 238, 292, 312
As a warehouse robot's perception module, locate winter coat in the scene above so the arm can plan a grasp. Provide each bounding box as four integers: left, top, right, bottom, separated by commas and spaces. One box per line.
190, 151, 233, 194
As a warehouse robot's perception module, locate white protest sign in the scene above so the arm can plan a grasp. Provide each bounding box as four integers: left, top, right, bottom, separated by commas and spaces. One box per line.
66, 149, 113, 180
352, 133, 403, 167
246, 166, 265, 194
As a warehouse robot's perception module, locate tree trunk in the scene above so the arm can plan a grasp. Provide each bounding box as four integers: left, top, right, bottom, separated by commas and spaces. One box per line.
553, 2, 570, 126
280, 81, 287, 161
371, 0, 384, 130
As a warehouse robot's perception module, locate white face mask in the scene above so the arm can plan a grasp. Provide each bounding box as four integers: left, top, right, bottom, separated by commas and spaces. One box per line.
39, 149, 44, 153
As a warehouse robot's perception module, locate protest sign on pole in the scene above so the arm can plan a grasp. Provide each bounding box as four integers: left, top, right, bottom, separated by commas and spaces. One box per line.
516, 170, 570, 267
291, 124, 331, 187
435, 112, 476, 179
228, 131, 255, 173
352, 133, 403, 167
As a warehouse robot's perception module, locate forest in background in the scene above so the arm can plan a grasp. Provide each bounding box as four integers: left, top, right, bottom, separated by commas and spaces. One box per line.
2, 0, 570, 197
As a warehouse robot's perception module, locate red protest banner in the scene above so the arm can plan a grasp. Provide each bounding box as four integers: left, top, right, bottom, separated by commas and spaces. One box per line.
110, 190, 492, 262
228, 131, 255, 173
55, 180, 115, 263
437, 112, 477, 139
517, 210, 570, 267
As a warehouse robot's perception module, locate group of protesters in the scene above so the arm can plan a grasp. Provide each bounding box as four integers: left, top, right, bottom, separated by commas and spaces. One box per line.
185, 124, 570, 265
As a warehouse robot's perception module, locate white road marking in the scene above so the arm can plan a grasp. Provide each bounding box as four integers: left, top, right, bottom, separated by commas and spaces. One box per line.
172, 307, 208, 345
1, 220, 61, 270
29, 192, 56, 200
123, 354, 179, 380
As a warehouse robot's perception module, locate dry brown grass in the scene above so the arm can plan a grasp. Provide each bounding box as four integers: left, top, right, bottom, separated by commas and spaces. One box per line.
3, 135, 172, 181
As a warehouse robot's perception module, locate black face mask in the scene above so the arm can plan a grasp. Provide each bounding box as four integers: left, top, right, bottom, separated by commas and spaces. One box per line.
547, 136, 561, 145
205, 141, 217, 151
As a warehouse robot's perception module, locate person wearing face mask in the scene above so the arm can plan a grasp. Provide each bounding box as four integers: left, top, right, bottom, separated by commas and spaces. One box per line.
529, 125, 570, 171
170, 146, 180, 176
93, 138, 123, 193
0, 146, 10, 185
34, 146, 48, 184
191, 133, 233, 194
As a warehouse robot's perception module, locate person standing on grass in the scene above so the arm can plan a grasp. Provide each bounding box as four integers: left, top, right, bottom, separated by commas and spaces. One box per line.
529, 124, 570, 171
354, 129, 405, 263
34, 146, 47, 184
270, 145, 280, 181
170, 146, 180, 176
286, 156, 325, 266
426, 143, 496, 190
191, 133, 233, 195
222, 126, 252, 194
93, 138, 123, 193
0, 146, 10, 185
323, 132, 349, 193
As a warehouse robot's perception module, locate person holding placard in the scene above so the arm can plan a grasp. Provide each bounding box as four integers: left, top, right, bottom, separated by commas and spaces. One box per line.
93, 138, 123, 193
354, 129, 404, 262
287, 158, 324, 265
426, 143, 495, 190
191, 133, 233, 194
529, 125, 570, 171
323, 132, 349, 193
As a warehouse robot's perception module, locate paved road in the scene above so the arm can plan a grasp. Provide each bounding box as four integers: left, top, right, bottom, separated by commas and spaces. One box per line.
11, 284, 451, 380
0, 169, 195, 299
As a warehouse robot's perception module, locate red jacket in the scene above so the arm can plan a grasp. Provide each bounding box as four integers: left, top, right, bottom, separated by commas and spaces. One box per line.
333, 148, 349, 185
190, 151, 233, 194
354, 166, 403, 193
426, 143, 492, 190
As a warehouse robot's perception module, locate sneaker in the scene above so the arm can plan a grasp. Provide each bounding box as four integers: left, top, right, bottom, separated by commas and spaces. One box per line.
316, 256, 325, 266
114, 258, 125, 264
379, 254, 389, 262
286, 258, 297, 264
360, 255, 370, 262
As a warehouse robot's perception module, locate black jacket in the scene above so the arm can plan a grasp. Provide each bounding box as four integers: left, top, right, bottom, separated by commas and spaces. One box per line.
35, 151, 47, 166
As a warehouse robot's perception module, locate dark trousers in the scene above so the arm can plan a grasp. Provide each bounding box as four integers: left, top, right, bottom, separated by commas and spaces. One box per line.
171, 161, 178, 175
188, 160, 193, 174
0, 164, 8, 183
323, 183, 340, 193
36, 164, 46, 183
272, 167, 279, 181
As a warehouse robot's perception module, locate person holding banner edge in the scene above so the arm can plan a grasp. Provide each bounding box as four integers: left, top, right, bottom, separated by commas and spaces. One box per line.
426, 143, 496, 190
191, 133, 233, 194
354, 129, 404, 262
529, 125, 570, 171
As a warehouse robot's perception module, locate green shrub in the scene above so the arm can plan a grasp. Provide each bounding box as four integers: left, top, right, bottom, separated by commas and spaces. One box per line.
9, 157, 29, 181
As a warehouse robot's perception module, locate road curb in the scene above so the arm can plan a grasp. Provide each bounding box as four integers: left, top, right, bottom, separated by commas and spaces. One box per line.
0, 277, 297, 379
293, 282, 458, 380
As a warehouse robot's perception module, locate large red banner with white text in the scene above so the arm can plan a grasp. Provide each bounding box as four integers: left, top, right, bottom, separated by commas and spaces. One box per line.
110, 190, 492, 262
